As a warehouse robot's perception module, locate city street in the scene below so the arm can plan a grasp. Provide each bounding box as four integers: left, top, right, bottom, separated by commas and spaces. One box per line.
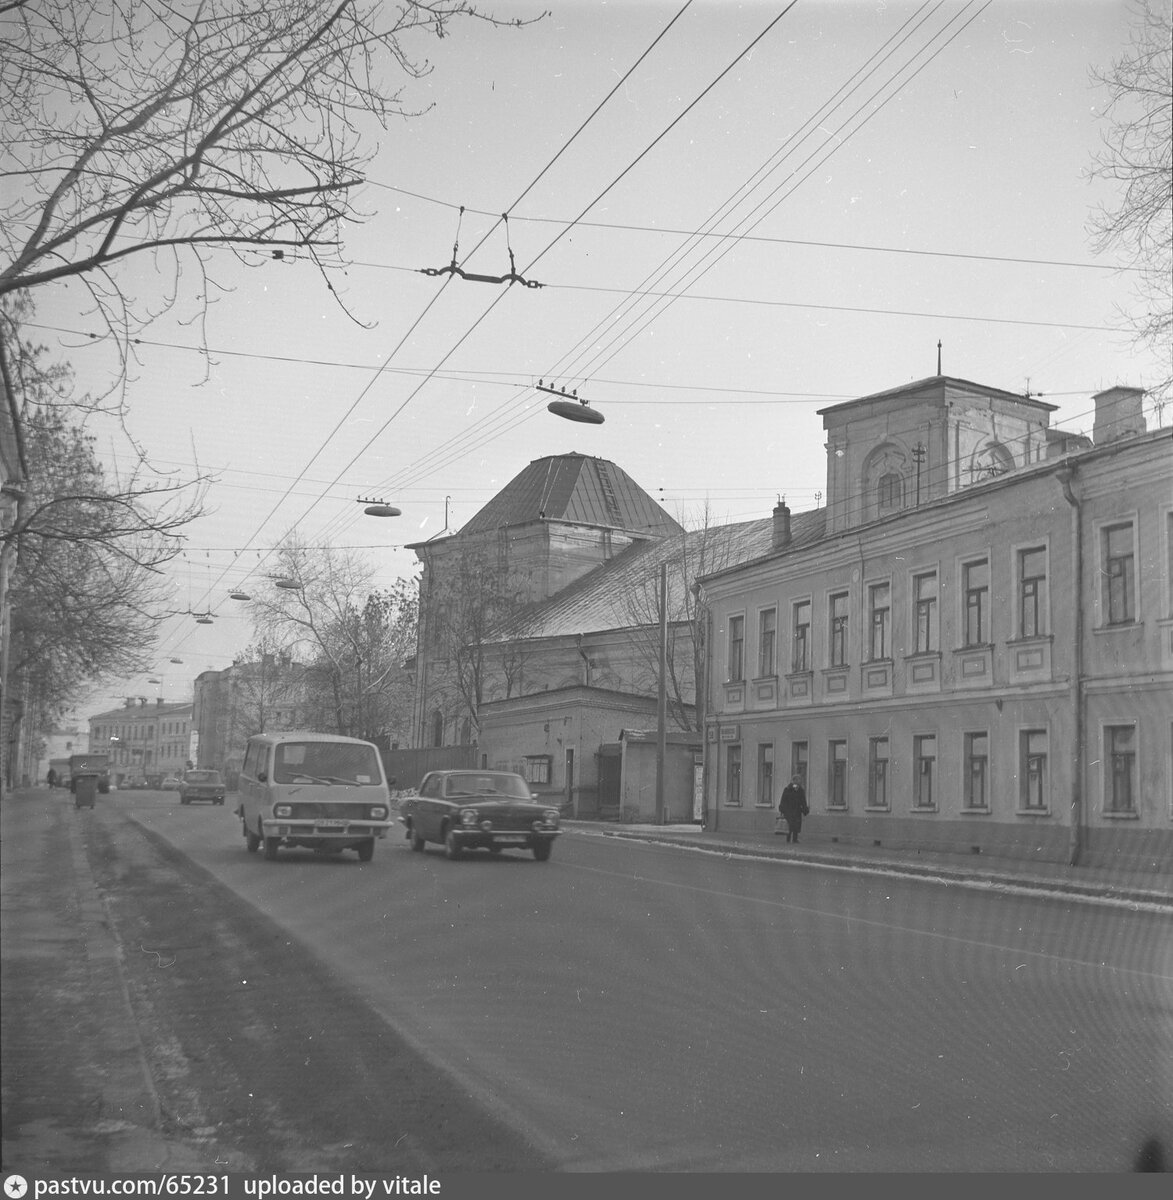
96, 789, 1173, 1172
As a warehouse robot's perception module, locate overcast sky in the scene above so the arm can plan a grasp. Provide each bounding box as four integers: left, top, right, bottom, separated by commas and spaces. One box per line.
35, 0, 1167, 718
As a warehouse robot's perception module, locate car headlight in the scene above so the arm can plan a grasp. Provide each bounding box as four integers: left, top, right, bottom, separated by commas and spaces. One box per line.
543, 809, 560, 825
274, 803, 292, 817
368, 806, 388, 819
460, 808, 478, 826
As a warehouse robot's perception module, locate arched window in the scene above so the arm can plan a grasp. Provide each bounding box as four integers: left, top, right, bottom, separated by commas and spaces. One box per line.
430, 709, 443, 748
460, 717, 472, 746
877, 471, 904, 512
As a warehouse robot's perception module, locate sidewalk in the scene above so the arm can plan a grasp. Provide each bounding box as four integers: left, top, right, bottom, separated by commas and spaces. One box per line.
1, 785, 204, 1172
567, 819, 1173, 910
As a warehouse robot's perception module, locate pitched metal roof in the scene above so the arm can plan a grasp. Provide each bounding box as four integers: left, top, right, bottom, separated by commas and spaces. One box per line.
458, 453, 682, 537
817, 374, 1057, 417
490, 510, 825, 642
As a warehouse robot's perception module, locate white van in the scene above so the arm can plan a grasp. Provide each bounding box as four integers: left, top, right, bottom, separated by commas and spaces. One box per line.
236, 731, 393, 862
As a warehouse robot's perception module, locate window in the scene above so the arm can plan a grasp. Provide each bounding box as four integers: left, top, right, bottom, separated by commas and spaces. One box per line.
790, 741, 808, 790
523, 755, 551, 785
728, 615, 745, 682
1020, 730, 1048, 810
963, 559, 990, 646
758, 608, 777, 678
913, 571, 937, 653
868, 582, 890, 661
914, 734, 936, 808
792, 600, 811, 672
964, 732, 988, 809
1018, 547, 1048, 638
1105, 725, 1136, 813
430, 709, 443, 748
1102, 523, 1135, 625
878, 471, 904, 512
828, 740, 847, 809
868, 738, 889, 808
726, 744, 742, 805
829, 592, 849, 667
757, 744, 774, 806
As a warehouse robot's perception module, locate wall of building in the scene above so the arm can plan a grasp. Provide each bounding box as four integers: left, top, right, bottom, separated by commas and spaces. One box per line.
702, 431, 1171, 870
88, 699, 193, 783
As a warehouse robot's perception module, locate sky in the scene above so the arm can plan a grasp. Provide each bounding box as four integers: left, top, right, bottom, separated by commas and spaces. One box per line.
26, 0, 1169, 721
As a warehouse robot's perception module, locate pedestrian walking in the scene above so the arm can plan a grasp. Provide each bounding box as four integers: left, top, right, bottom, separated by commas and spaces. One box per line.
46, 768, 57, 789
778, 775, 809, 844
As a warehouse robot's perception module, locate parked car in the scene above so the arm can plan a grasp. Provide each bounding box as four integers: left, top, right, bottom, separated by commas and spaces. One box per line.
400, 770, 562, 861
161, 776, 183, 791
179, 769, 226, 805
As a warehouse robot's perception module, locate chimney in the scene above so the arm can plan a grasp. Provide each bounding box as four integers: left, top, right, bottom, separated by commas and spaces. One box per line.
1092, 386, 1146, 445
772, 498, 792, 550
156, 697, 164, 707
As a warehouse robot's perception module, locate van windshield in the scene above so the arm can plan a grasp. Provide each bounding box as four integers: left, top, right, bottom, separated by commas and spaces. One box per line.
273, 742, 382, 786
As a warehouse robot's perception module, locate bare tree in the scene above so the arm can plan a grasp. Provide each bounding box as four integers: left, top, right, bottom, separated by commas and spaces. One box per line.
614, 506, 754, 733
229, 638, 306, 740
248, 538, 416, 740
0, 0, 537, 386
1, 299, 206, 785
1089, 0, 1173, 402
423, 542, 530, 741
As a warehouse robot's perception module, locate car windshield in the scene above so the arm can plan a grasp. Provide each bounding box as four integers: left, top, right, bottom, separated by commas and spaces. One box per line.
185, 771, 220, 784
443, 773, 531, 799
273, 741, 382, 786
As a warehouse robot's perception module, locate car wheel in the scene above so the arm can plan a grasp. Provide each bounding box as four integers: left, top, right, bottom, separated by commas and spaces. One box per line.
532, 840, 553, 862
410, 827, 426, 852
488, 845, 503, 855
444, 829, 463, 860
245, 821, 261, 853
357, 839, 375, 863
263, 835, 280, 861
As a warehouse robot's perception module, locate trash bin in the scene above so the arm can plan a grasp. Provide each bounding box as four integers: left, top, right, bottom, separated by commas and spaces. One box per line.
74, 773, 98, 809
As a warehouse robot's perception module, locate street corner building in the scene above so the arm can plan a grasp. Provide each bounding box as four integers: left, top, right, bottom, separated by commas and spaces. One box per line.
699, 374, 1171, 872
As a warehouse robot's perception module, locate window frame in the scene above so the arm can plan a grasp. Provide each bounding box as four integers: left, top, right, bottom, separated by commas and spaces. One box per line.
726, 743, 743, 806
1099, 519, 1138, 627
728, 613, 746, 683
1104, 724, 1137, 814
911, 566, 935, 652
868, 579, 891, 662
963, 731, 989, 811
1019, 728, 1049, 812
913, 733, 936, 809
829, 590, 850, 668
868, 737, 889, 810
828, 739, 848, 810
756, 742, 774, 807
1016, 544, 1049, 639
790, 741, 808, 792
961, 556, 990, 647
791, 598, 812, 673
757, 606, 777, 679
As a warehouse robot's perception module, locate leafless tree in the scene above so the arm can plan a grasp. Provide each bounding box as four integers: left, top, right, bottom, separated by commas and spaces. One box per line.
614, 505, 763, 732
1089, 0, 1173, 403
0, 0, 538, 393
422, 541, 530, 741
229, 638, 306, 741
1, 299, 206, 758
248, 538, 417, 740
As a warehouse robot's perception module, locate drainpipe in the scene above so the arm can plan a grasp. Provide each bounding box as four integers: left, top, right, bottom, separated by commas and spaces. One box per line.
1056, 462, 1083, 867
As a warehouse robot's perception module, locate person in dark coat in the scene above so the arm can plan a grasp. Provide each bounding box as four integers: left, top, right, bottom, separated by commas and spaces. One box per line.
778, 776, 809, 844
46, 768, 57, 789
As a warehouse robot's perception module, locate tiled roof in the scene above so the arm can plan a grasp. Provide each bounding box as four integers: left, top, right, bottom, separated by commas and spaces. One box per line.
458, 453, 682, 537
490, 509, 825, 642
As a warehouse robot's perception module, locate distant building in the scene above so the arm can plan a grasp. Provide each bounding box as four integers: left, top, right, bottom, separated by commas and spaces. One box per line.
88, 698, 194, 784
699, 376, 1170, 870
193, 654, 305, 783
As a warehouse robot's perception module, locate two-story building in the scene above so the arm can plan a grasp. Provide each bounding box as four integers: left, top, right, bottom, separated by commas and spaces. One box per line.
88, 697, 194, 785
699, 375, 1170, 871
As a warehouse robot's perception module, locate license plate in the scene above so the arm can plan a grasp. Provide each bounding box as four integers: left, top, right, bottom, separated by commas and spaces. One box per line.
493, 835, 527, 845
316, 819, 346, 828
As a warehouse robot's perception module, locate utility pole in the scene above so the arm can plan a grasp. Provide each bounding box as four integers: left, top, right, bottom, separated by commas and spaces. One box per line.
655, 561, 667, 825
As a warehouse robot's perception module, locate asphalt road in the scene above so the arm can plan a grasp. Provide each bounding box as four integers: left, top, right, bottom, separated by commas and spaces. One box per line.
109, 789, 1173, 1172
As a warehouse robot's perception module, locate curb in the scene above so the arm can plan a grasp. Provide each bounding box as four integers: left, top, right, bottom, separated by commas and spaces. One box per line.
582, 827, 1173, 911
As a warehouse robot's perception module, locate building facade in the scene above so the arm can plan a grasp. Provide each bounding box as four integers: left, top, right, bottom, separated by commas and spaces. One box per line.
88, 698, 194, 785
700, 377, 1171, 871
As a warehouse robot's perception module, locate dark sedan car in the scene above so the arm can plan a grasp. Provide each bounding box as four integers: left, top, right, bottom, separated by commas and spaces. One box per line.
400, 770, 562, 861
179, 769, 226, 805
